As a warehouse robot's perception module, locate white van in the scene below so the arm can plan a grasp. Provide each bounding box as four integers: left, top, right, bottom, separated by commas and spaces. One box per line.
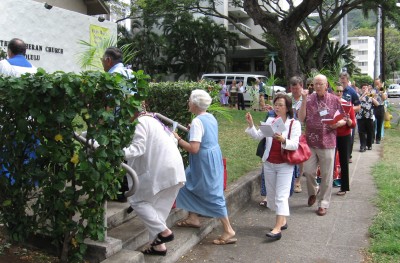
201, 73, 265, 104
201, 73, 286, 104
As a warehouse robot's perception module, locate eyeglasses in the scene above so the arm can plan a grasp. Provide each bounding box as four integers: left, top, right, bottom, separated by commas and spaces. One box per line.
307, 84, 314, 87
274, 103, 286, 107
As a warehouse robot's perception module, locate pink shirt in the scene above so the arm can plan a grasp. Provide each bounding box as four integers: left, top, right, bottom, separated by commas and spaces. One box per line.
305, 93, 344, 149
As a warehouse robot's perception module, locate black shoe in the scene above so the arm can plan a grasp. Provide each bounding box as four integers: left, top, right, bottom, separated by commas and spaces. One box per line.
142, 246, 167, 256
360, 148, 366, 152
367, 146, 372, 150
151, 232, 174, 246
270, 223, 288, 231
266, 231, 282, 240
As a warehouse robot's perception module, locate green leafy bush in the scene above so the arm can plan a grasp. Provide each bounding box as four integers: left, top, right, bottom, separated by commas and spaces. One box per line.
0, 69, 149, 262
353, 74, 374, 86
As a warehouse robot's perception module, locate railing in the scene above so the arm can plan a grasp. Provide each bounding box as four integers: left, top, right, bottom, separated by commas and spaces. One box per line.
73, 132, 139, 198
154, 113, 189, 132
73, 112, 188, 198
73, 113, 188, 236
228, 22, 252, 35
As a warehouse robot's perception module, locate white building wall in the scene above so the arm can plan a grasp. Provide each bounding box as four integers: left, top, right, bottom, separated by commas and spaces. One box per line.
0, 0, 117, 73
331, 36, 375, 78
348, 37, 375, 78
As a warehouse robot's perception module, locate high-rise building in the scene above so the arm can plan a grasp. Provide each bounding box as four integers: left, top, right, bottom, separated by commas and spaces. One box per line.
331, 36, 376, 78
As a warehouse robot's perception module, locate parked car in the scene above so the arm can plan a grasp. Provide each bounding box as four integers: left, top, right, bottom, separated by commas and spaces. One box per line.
387, 84, 400, 98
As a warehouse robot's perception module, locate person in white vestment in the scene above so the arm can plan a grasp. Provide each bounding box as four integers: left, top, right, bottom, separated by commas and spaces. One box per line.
123, 113, 186, 256
0, 38, 37, 77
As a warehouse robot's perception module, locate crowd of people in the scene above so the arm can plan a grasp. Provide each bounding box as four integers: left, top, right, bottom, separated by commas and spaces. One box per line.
219, 77, 267, 111
247, 73, 388, 241
1, 38, 389, 253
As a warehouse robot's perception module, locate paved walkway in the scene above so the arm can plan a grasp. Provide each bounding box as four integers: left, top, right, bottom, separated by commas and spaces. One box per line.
177, 139, 379, 263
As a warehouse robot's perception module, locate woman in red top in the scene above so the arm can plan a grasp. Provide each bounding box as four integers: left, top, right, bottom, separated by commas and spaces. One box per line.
245, 94, 301, 240
335, 85, 356, 196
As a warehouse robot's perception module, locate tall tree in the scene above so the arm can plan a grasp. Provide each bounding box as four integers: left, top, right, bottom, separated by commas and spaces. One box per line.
162, 13, 238, 80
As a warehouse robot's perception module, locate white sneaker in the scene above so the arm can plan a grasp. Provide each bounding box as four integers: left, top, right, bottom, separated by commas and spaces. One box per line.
294, 184, 302, 193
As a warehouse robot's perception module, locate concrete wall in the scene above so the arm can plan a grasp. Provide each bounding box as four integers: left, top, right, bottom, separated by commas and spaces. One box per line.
0, 0, 117, 73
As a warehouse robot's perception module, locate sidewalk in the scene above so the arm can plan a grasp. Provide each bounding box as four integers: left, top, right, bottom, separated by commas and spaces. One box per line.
176, 139, 379, 263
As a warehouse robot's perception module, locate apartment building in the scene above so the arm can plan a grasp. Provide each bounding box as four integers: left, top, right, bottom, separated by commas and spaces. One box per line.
214, 1, 267, 75
331, 36, 376, 78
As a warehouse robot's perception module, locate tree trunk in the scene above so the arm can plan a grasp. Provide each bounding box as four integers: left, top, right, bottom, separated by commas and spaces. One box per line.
277, 32, 302, 85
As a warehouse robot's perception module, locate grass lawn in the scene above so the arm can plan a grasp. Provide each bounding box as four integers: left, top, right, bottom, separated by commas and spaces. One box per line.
367, 126, 400, 262
216, 108, 268, 183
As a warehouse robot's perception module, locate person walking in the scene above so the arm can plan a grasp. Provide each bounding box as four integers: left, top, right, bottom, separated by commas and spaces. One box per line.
298, 74, 345, 216
123, 112, 186, 256
219, 79, 229, 106
357, 83, 379, 152
257, 78, 266, 110
174, 89, 236, 245
372, 78, 387, 144
246, 94, 301, 240
289, 76, 304, 193
229, 80, 238, 108
237, 81, 246, 110
339, 72, 360, 163
334, 84, 356, 196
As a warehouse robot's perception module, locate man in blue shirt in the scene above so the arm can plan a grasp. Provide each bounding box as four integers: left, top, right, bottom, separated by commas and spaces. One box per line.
101, 46, 133, 79
0, 38, 37, 77
101, 47, 134, 202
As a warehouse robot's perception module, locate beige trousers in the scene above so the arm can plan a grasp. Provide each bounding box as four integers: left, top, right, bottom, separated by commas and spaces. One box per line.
303, 148, 335, 209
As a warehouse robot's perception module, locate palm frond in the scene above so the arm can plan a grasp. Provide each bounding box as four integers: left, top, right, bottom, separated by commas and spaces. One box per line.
76, 37, 117, 70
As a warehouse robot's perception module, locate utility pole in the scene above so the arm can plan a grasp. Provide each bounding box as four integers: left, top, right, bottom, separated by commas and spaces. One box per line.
374, 7, 381, 79
381, 7, 385, 82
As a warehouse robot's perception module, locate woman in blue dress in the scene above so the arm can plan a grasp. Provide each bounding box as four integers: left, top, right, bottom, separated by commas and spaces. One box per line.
174, 89, 237, 245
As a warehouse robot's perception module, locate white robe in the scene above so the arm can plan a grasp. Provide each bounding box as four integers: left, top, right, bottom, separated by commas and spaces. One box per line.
0, 60, 37, 77
124, 115, 186, 202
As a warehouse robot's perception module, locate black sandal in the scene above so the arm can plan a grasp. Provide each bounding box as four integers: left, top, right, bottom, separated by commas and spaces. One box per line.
142, 246, 167, 256
151, 232, 174, 246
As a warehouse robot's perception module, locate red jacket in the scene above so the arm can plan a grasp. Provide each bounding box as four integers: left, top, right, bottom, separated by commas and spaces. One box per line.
337, 103, 356, 137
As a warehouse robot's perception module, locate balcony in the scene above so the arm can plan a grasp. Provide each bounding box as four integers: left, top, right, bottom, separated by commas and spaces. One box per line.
234, 45, 250, 50
228, 23, 251, 39
228, 1, 249, 18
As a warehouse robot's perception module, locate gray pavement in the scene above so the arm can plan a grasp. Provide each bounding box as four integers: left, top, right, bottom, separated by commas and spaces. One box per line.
176, 139, 379, 263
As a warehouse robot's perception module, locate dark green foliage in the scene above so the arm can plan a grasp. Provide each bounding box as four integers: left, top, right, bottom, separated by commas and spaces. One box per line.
162, 13, 238, 80
322, 41, 360, 76
0, 69, 149, 262
353, 75, 374, 87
